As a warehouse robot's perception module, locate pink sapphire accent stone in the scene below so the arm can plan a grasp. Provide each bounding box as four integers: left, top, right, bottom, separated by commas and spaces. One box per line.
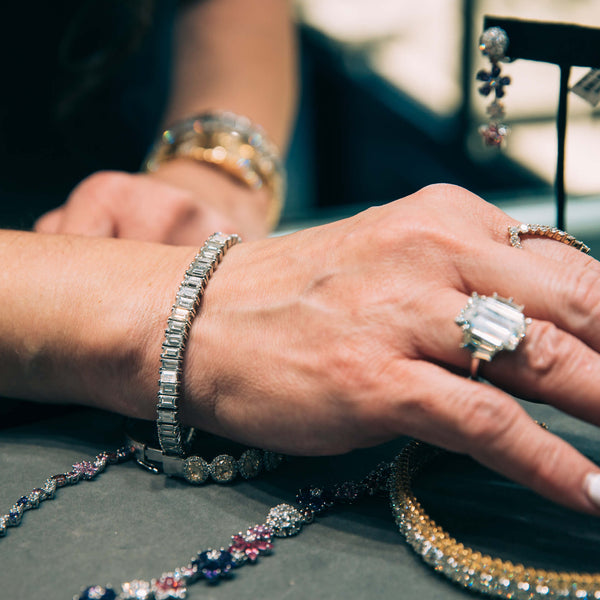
228, 524, 274, 564
72, 461, 97, 479
152, 573, 187, 600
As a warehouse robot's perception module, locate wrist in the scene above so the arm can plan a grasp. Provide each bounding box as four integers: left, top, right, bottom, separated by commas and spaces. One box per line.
100, 242, 205, 421
144, 110, 285, 233
0, 232, 203, 420
147, 158, 271, 239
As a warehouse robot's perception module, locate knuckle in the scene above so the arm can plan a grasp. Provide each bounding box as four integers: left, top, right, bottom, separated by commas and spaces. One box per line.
343, 363, 416, 436
582, 254, 600, 276
365, 204, 451, 253
168, 192, 199, 217
142, 182, 200, 221
396, 388, 442, 433
525, 437, 564, 492
321, 341, 399, 415
567, 267, 600, 323
413, 183, 482, 209
519, 321, 564, 377
69, 171, 132, 204
348, 185, 483, 262
458, 392, 522, 452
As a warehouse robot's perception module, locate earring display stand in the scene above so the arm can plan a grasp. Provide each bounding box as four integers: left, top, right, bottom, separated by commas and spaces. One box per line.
483, 16, 600, 231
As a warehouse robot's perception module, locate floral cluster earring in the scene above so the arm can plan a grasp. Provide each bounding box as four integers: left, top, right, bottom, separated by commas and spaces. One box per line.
476, 27, 511, 147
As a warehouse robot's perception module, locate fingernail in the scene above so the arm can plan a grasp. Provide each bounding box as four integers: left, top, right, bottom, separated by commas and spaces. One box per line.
584, 473, 600, 508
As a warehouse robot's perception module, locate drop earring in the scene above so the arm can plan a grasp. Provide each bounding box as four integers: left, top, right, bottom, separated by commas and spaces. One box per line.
476, 26, 511, 147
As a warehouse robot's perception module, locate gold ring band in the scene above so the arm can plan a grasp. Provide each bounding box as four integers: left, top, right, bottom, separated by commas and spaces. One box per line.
508, 224, 590, 254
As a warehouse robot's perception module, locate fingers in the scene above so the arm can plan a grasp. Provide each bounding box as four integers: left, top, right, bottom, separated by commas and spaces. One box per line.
488, 215, 593, 264
44, 202, 116, 238
416, 184, 592, 267
393, 361, 600, 515
33, 170, 246, 245
384, 187, 600, 352
413, 287, 600, 429
31, 172, 190, 242
34, 208, 63, 234
480, 318, 600, 422
452, 242, 600, 353
33, 176, 117, 238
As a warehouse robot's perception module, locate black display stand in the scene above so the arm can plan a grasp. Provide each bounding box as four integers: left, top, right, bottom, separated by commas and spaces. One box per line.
484, 16, 600, 230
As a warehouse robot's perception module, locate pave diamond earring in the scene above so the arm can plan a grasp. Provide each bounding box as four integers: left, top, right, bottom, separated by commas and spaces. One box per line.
476, 26, 511, 147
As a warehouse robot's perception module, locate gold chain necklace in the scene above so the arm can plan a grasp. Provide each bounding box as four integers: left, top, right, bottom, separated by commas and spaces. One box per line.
390, 440, 600, 600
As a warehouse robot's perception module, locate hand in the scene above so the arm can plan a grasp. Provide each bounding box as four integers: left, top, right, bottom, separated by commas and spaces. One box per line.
34, 160, 271, 245
179, 183, 600, 515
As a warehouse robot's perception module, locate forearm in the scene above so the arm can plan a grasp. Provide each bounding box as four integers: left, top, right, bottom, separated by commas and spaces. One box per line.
163, 0, 298, 151
0, 230, 196, 419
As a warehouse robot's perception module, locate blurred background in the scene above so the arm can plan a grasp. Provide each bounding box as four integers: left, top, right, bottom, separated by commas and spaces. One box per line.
282, 0, 600, 252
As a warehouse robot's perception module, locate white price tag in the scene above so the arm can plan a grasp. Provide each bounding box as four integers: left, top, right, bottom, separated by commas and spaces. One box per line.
571, 68, 600, 107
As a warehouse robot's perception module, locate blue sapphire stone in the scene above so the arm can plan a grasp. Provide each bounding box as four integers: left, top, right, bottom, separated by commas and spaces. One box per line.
192, 549, 233, 583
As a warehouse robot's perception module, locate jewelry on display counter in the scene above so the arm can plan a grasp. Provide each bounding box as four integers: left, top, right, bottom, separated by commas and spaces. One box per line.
391, 440, 600, 600
0, 446, 133, 538
2, 432, 598, 599
0, 438, 391, 600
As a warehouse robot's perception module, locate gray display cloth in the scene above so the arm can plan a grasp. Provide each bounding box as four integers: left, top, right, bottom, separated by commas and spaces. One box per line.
1, 401, 600, 600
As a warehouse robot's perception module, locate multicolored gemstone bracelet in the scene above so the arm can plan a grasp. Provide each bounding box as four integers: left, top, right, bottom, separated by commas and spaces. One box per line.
0, 446, 132, 539
4, 438, 597, 600
0, 443, 391, 600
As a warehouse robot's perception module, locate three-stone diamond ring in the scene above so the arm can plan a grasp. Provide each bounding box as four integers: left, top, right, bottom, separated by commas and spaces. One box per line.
455, 292, 531, 379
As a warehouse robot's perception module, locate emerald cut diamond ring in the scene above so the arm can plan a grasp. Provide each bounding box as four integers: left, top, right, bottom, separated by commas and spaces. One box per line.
455, 292, 530, 379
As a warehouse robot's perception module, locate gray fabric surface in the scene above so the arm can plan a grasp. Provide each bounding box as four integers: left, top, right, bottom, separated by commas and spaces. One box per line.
1, 402, 600, 600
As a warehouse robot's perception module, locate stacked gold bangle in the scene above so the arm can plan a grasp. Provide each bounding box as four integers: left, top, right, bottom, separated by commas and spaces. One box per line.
390, 440, 600, 599
143, 111, 286, 230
